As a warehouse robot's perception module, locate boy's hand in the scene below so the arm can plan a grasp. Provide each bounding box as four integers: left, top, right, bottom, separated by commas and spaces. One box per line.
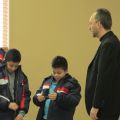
15, 114, 23, 120
37, 95, 46, 102
8, 102, 18, 111
49, 92, 57, 100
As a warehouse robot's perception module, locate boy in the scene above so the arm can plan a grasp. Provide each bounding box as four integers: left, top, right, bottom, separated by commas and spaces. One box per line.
33, 56, 81, 120
0, 47, 8, 62
0, 49, 31, 120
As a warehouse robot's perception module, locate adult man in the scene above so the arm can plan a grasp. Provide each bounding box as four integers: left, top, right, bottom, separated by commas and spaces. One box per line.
85, 8, 120, 120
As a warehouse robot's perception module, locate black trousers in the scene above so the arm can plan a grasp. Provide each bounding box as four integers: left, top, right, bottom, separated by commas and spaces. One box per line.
98, 115, 119, 120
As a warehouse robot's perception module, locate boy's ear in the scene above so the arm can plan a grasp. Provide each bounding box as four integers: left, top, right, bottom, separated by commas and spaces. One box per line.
65, 70, 68, 73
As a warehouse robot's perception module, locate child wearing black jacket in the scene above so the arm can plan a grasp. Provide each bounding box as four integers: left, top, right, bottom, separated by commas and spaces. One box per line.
33, 56, 81, 120
0, 49, 31, 120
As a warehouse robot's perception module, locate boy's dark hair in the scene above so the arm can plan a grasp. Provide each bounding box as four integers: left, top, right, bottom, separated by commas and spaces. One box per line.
95, 8, 112, 30
52, 56, 68, 71
5, 49, 21, 62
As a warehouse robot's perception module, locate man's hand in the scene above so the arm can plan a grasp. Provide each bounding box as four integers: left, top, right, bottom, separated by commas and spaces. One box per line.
37, 95, 46, 102
48, 92, 57, 100
90, 107, 99, 120
15, 114, 24, 120
8, 102, 18, 111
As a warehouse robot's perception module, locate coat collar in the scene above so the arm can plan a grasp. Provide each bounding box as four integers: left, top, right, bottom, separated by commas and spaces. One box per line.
100, 31, 114, 42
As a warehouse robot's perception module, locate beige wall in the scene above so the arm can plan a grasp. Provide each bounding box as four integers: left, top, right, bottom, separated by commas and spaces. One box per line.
10, 0, 120, 120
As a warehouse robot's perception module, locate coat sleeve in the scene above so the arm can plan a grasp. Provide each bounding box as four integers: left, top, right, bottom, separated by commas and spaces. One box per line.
0, 76, 10, 111
0, 93, 10, 111
93, 42, 116, 108
33, 80, 45, 107
55, 81, 81, 110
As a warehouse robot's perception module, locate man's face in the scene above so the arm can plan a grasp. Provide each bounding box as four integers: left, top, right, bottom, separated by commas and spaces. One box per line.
52, 68, 67, 81
88, 12, 100, 38
6, 61, 19, 73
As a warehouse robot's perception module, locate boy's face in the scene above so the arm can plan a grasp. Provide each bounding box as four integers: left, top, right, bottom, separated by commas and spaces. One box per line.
52, 68, 67, 81
6, 61, 20, 73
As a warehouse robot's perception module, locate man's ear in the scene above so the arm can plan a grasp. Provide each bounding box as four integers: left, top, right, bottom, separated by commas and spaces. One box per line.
98, 21, 103, 29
